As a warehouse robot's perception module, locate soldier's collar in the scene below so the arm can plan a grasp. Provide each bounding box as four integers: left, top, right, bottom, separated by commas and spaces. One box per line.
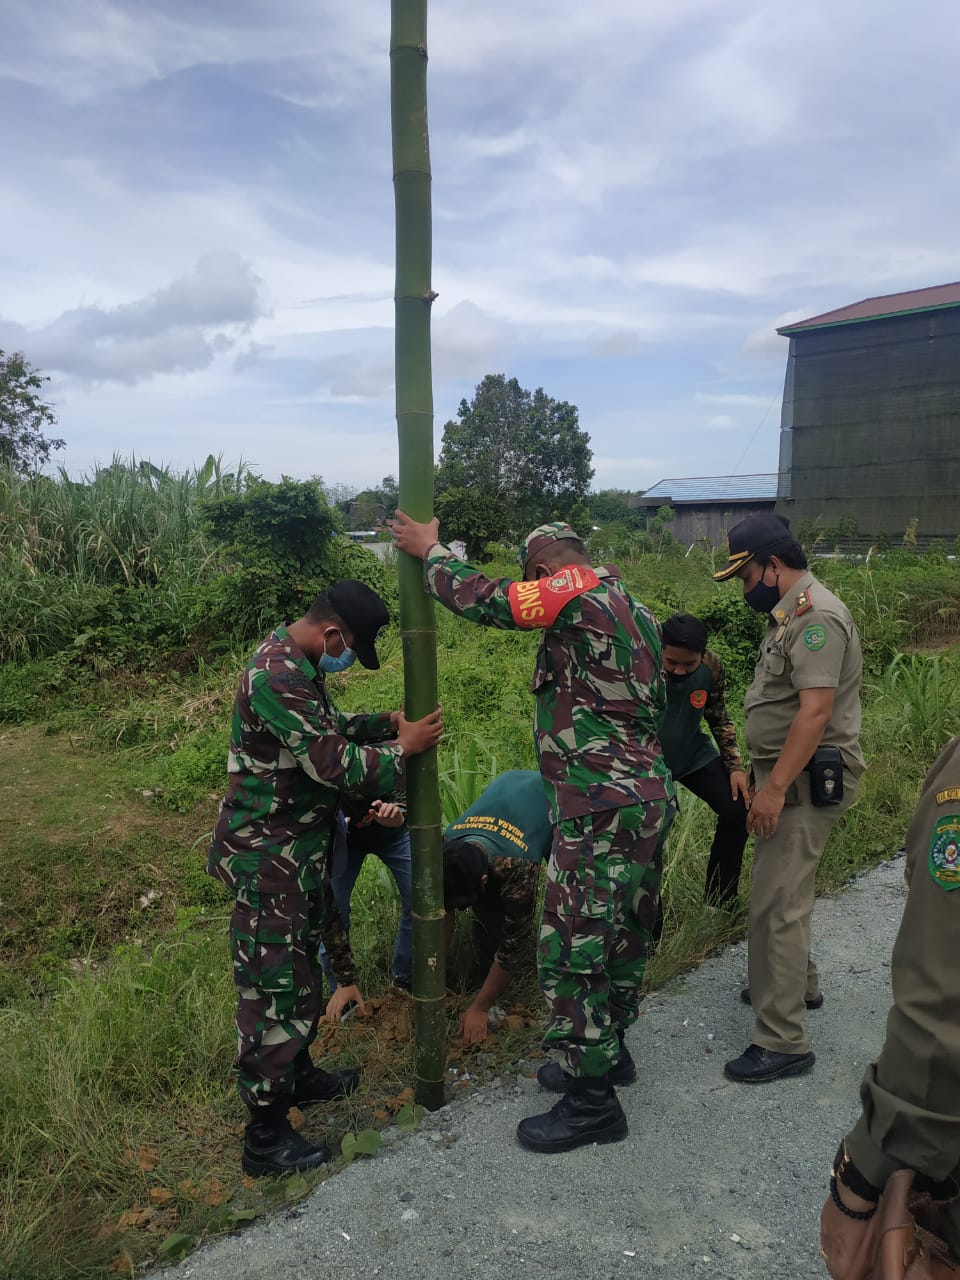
274, 625, 319, 680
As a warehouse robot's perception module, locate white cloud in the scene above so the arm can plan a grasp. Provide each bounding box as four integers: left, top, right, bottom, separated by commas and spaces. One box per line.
0, 254, 267, 383
3, 0, 959, 491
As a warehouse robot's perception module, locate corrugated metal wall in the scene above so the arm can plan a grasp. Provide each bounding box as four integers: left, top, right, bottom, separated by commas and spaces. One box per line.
777, 309, 960, 538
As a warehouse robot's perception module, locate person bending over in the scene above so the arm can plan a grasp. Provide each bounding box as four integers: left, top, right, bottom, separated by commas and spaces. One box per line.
443, 769, 552, 1044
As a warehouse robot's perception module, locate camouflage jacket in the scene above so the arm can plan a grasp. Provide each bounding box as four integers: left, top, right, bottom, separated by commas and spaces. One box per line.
480, 855, 542, 974
700, 650, 744, 773
208, 626, 404, 982
424, 546, 673, 821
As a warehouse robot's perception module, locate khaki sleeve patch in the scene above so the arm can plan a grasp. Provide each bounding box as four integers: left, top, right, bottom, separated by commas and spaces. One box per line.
802, 623, 827, 651
936, 788, 960, 805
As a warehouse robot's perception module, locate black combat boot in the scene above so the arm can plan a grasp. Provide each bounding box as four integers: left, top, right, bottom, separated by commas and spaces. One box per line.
536, 1030, 637, 1093
241, 1104, 332, 1177
293, 1065, 361, 1107
516, 1074, 627, 1153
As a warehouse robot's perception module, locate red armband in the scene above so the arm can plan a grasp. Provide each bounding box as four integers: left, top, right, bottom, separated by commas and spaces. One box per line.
508, 566, 600, 628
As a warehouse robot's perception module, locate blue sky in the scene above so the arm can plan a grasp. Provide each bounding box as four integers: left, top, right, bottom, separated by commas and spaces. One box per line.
2, 0, 958, 494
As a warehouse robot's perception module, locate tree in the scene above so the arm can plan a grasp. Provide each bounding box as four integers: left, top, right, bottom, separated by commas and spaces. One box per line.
435, 374, 593, 559
587, 488, 647, 531
0, 350, 64, 473
334, 475, 400, 531
202, 476, 378, 635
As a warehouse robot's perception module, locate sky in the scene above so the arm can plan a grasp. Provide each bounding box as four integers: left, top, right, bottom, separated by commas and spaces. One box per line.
2, 0, 958, 495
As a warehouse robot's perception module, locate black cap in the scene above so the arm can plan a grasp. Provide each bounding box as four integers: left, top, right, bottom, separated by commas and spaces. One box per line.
326, 579, 390, 669
713, 513, 795, 581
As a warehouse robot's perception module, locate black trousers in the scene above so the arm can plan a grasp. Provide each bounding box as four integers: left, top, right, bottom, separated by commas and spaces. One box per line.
653, 756, 749, 942
682, 755, 750, 906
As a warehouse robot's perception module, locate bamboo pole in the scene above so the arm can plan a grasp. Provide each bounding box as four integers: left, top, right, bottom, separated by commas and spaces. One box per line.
390, 0, 445, 1110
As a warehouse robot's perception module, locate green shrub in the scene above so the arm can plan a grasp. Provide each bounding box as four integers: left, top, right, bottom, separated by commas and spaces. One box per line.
0, 654, 91, 724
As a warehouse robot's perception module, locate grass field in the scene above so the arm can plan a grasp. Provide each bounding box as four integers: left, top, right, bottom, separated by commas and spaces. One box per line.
2, 533, 960, 1278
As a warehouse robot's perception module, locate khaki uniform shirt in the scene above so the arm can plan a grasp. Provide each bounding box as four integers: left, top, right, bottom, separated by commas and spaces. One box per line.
744, 571, 865, 784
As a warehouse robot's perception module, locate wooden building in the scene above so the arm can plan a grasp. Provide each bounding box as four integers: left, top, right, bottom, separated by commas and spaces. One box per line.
776, 282, 960, 539
636, 474, 778, 545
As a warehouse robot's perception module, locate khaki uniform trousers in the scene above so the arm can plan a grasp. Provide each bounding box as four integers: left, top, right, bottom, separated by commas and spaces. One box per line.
748, 771, 858, 1055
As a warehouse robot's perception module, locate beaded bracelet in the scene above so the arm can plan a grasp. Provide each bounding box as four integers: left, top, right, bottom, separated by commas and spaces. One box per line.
829, 1173, 877, 1222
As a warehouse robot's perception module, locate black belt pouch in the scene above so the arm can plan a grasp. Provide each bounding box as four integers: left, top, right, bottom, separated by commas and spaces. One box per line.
806, 745, 844, 806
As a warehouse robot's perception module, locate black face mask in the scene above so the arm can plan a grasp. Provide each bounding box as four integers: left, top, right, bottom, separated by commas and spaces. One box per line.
743, 569, 781, 614
666, 669, 696, 684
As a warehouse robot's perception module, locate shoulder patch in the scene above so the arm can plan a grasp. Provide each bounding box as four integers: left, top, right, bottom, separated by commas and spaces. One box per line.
802, 623, 827, 651
508, 567, 600, 628
689, 689, 708, 710
929, 815, 960, 890
936, 788, 960, 805
794, 589, 814, 616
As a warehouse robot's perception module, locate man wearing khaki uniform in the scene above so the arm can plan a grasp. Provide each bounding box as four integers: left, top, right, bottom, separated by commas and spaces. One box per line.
714, 513, 864, 1083
820, 736, 960, 1276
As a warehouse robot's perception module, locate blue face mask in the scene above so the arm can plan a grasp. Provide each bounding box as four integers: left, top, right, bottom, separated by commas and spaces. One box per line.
743, 569, 781, 614
319, 631, 357, 673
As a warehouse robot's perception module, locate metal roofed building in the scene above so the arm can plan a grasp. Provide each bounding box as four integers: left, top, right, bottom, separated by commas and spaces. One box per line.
636, 474, 778, 544
776, 281, 960, 540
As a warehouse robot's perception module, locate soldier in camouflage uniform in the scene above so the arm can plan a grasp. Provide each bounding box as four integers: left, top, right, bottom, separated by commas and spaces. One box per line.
391, 513, 675, 1154
442, 769, 553, 1045
208, 579, 442, 1176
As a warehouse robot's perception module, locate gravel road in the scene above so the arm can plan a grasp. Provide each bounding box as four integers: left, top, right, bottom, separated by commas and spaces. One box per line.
153, 857, 907, 1280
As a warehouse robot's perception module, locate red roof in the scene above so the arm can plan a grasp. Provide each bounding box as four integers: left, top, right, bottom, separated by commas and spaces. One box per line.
778, 281, 960, 334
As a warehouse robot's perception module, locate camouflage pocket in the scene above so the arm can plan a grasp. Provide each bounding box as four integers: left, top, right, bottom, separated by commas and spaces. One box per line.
544, 816, 613, 920
230, 892, 310, 996
538, 909, 608, 979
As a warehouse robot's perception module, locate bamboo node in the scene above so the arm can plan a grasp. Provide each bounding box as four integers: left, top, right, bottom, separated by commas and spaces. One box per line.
424, 290, 438, 302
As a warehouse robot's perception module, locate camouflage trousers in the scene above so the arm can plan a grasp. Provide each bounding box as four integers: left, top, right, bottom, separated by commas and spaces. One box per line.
539, 798, 674, 1078
230, 888, 325, 1114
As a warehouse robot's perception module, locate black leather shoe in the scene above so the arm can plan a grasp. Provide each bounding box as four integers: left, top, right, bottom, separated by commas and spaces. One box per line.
537, 1039, 636, 1092
723, 1044, 815, 1084
294, 1066, 360, 1107
739, 986, 824, 1010
517, 1077, 627, 1153
242, 1118, 332, 1177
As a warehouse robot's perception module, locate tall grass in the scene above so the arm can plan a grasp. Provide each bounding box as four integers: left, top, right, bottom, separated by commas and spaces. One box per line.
0, 919, 236, 1279
0, 457, 247, 662
865, 652, 960, 758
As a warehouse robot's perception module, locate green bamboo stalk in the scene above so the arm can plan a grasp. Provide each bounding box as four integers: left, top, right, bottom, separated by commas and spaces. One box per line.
390, 0, 445, 1111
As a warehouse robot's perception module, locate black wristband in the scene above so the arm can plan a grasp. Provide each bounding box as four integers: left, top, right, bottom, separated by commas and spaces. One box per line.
833, 1141, 882, 1203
